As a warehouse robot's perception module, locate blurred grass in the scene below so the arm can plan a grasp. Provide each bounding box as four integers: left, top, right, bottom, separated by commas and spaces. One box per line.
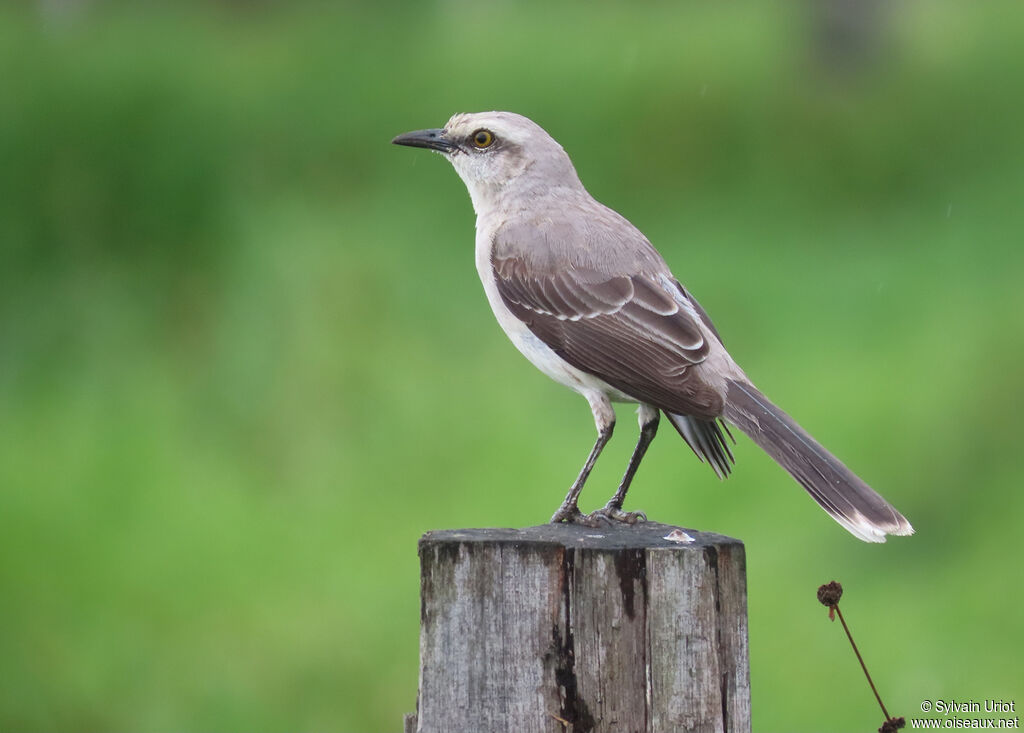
1, 1, 1022, 731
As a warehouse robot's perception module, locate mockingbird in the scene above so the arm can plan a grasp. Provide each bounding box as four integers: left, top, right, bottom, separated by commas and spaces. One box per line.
393, 111, 913, 542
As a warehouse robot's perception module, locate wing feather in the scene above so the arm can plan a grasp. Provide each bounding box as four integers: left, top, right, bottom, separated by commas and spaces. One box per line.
493, 252, 724, 418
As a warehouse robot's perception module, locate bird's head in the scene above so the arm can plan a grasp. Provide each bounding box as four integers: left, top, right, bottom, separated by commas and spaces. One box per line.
392, 111, 582, 213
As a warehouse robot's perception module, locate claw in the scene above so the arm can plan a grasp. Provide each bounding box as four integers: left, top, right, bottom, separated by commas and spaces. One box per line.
550, 505, 586, 524
584, 505, 647, 525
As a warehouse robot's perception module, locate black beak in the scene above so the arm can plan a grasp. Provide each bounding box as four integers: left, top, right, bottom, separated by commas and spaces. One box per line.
391, 128, 455, 153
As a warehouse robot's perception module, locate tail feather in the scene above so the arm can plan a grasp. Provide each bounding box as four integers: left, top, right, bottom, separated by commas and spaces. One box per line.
722, 379, 914, 543
667, 413, 735, 479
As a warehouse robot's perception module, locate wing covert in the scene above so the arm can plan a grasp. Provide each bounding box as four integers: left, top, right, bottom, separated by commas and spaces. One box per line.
492, 253, 724, 418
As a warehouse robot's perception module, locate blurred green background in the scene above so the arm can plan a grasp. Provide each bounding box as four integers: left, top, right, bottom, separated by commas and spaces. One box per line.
2, 1, 1022, 731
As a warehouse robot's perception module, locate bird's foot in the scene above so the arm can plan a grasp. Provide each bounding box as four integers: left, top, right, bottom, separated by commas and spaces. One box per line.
551, 503, 647, 527
550, 504, 588, 525
583, 504, 647, 526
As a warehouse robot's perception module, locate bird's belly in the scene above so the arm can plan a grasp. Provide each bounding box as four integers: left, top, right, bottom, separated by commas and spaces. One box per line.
503, 311, 635, 402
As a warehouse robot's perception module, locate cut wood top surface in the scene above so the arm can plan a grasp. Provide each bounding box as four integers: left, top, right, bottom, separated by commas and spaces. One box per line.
420, 522, 741, 551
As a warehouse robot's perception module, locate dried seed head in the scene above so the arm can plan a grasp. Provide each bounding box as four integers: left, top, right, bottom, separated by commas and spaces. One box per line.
817, 580, 844, 607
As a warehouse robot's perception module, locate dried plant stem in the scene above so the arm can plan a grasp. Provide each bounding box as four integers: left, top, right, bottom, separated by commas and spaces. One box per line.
833, 603, 890, 721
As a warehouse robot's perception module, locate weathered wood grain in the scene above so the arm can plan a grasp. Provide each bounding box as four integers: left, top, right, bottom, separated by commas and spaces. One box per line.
409, 522, 749, 733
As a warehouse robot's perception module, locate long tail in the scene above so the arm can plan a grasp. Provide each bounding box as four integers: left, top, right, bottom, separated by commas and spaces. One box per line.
722, 379, 914, 542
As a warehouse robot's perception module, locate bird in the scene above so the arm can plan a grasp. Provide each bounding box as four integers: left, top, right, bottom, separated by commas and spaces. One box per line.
392, 111, 913, 542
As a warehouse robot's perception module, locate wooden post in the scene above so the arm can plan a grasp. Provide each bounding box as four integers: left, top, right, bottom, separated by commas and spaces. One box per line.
405, 522, 750, 733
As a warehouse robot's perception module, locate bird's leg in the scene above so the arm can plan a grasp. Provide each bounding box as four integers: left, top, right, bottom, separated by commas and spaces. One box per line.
585, 405, 659, 525
550, 396, 615, 525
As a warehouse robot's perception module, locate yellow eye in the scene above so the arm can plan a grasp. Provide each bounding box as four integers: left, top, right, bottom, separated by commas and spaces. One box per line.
471, 129, 494, 148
